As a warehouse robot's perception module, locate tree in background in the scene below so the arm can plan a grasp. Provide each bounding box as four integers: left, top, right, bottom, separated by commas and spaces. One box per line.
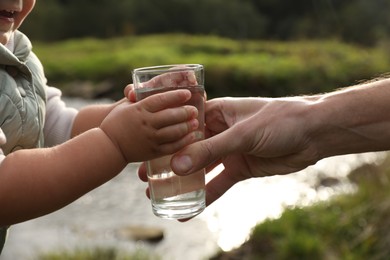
129, 0, 265, 39
20, 0, 390, 46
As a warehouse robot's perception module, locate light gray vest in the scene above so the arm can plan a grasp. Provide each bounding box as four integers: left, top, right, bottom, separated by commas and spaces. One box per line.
0, 31, 47, 253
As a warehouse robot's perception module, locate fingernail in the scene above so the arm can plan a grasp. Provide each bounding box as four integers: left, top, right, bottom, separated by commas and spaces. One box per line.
190, 119, 199, 130
172, 155, 193, 174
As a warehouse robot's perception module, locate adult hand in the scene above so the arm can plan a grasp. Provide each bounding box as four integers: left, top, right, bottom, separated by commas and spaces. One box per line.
170, 97, 320, 206
137, 78, 390, 208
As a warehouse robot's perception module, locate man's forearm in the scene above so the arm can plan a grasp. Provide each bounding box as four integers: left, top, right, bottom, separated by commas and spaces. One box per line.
310, 78, 390, 159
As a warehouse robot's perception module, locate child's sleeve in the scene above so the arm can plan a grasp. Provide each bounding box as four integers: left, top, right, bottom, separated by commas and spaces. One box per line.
43, 87, 78, 147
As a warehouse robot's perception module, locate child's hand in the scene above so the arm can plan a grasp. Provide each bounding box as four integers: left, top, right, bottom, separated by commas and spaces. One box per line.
100, 89, 199, 163
124, 84, 136, 102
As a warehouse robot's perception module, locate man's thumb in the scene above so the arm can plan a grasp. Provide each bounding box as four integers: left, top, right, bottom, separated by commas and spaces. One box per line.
171, 130, 235, 175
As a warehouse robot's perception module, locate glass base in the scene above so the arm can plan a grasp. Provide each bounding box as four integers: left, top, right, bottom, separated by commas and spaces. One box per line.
152, 201, 205, 219
151, 191, 206, 219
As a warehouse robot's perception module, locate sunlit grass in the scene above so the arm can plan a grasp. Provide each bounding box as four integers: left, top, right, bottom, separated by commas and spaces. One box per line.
38, 247, 160, 260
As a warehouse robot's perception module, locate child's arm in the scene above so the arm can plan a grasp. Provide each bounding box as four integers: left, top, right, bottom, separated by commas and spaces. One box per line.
71, 99, 126, 137
0, 89, 198, 225
0, 128, 125, 225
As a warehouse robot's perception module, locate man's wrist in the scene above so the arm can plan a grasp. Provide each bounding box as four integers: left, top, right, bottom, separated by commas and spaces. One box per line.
308, 78, 390, 159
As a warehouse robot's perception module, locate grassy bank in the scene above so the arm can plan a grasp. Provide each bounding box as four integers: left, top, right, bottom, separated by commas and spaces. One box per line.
33, 34, 390, 99
211, 153, 390, 260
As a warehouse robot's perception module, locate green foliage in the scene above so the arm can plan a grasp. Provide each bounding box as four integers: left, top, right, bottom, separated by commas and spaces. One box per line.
33, 34, 390, 99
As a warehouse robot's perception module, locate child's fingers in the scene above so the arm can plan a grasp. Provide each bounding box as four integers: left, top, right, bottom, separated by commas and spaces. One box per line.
126, 88, 137, 103
141, 89, 192, 113
154, 118, 199, 144
124, 84, 134, 99
151, 105, 198, 129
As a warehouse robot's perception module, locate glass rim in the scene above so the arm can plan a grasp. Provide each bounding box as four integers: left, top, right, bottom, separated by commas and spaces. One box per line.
133, 64, 203, 75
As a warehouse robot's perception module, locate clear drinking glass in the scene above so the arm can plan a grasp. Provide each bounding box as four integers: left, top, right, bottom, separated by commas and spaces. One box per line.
132, 64, 206, 219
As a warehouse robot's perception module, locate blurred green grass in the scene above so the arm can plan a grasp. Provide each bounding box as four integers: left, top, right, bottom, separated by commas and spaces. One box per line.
38, 247, 159, 260
211, 154, 390, 260
33, 34, 390, 99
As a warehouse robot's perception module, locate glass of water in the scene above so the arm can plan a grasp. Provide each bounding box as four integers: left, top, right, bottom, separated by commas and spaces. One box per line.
132, 64, 206, 219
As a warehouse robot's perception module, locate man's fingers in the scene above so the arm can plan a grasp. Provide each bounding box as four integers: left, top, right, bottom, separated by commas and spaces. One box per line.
204, 167, 238, 206
145, 187, 151, 199
158, 130, 202, 155
171, 128, 239, 175
143, 70, 197, 89
138, 163, 148, 182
